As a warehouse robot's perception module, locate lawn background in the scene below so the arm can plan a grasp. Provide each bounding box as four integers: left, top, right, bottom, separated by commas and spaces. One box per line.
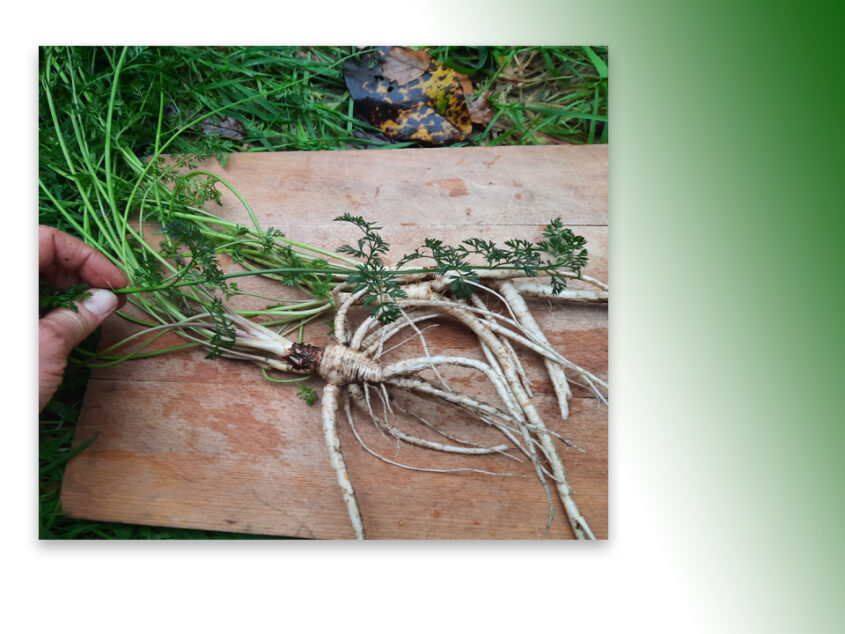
10, 0, 845, 633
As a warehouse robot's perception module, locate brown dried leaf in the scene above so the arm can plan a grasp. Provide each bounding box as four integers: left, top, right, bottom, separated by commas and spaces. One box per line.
381, 47, 432, 86
456, 71, 473, 98
467, 91, 494, 126
200, 115, 247, 141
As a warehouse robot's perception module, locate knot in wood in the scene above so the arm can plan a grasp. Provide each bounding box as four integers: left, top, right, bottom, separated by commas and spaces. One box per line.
319, 344, 384, 385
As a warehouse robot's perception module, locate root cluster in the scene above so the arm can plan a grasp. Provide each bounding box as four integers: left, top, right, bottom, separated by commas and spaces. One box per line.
116, 266, 608, 539
312, 271, 608, 539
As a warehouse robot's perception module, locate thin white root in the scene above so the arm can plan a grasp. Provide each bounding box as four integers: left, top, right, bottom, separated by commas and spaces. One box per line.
501, 336, 533, 396
387, 375, 558, 438
397, 306, 451, 390
581, 374, 609, 407
483, 319, 608, 393
318, 271, 606, 539
392, 400, 522, 460
396, 298, 594, 539
510, 282, 609, 302
333, 288, 367, 345
390, 297, 608, 395
350, 315, 380, 350
379, 324, 440, 357
362, 383, 391, 444
461, 268, 609, 291
347, 385, 509, 455
343, 397, 517, 477
498, 281, 573, 421
386, 374, 556, 532
320, 384, 365, 540
387, 376, 515, 425
470, 292, 533, 398
383, 354, 523, 424
362, 312, 441, 356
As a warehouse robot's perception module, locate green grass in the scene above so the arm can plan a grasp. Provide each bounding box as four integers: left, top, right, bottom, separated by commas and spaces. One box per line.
38, 45, 608, 539
430, 46, 608, 145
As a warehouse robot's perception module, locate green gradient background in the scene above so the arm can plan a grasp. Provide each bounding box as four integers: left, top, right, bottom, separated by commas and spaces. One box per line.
15, 3, 844, 631
626, 1, 840, 631
481, 0, 843, 631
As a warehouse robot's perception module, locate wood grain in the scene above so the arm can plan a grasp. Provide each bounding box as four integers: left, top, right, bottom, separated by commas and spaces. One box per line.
61, 144, 608, 539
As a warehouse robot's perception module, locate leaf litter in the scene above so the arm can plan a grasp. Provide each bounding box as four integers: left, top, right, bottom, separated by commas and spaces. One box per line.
200, 115, 248, 141
344, 47, 491, 145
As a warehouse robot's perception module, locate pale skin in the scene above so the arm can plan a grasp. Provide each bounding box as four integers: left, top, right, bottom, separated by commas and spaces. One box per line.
39, 226, 129, 412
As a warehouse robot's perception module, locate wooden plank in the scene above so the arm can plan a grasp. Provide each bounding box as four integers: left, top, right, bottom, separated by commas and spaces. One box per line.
61, 144, 608, 539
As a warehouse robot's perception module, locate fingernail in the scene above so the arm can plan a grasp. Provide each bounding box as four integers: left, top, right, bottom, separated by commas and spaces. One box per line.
81, 288, 118, 318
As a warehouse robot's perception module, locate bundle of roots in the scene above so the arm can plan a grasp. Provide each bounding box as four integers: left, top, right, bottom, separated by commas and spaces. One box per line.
216, 268, 608, 539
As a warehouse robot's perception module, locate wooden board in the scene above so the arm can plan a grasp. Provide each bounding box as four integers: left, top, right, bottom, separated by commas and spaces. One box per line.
61, 145, 608, 539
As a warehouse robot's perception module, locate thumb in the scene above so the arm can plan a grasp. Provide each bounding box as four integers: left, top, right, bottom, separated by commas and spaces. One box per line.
39, 289, 119, 411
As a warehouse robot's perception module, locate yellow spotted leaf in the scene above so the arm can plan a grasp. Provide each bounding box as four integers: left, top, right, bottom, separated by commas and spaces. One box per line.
344, 47, 474, 145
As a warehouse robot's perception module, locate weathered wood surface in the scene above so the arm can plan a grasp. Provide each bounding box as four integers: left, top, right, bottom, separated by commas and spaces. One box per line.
62, 145, 608, 539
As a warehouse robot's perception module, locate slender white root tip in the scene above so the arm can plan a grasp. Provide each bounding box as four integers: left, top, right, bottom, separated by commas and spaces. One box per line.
510, 282, 609, 302
498, 281, 573, 420
320, 384, 365, 540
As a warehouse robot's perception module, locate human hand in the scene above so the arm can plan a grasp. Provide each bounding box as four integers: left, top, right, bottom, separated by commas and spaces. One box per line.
39, 226, 129, 412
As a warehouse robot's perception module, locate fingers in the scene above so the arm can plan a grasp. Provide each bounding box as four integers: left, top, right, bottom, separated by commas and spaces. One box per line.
38, 227, 129, 410
38, 289, 119, 411
39, 226, 129, 299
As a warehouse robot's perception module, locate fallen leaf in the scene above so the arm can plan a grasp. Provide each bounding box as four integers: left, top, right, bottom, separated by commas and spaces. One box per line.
200, 115, 247, 141
357, 101, 465, 145
456, 72, 473, 98
467, 91, 494, 126
344, 47, 473, 145
381, 47, 432, 86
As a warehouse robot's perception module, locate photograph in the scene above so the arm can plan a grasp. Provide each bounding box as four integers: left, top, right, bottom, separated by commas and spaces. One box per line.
38, 45, 608, 540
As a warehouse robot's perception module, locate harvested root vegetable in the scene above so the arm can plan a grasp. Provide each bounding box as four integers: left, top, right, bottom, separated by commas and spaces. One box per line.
92, 211, 607, 540
316, 269, 607, 539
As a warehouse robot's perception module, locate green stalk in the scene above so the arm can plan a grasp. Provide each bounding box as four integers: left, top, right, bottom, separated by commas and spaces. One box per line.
120, 75, 315, 228
40, 52, 123, 259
